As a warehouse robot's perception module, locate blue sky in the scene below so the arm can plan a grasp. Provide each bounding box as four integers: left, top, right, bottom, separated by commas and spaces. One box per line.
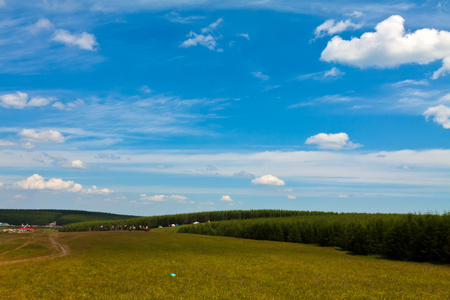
1, 0, 449, 216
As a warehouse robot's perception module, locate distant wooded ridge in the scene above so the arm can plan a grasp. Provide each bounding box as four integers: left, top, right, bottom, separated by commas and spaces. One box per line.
0, 209, 137, 226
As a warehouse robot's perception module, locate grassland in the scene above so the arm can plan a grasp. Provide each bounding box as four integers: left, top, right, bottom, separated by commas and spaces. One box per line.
0, 230, 449, 299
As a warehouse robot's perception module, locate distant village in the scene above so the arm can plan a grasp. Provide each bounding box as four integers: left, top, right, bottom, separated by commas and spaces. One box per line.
1, 221, 57, 233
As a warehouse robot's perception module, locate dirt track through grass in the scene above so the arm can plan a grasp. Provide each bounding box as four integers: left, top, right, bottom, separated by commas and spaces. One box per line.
0, 233, 68, 264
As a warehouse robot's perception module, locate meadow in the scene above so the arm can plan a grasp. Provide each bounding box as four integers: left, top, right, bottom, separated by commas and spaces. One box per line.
0, 230, 449, 299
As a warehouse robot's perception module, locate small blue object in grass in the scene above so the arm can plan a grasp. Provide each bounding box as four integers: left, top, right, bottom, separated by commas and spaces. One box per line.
170, 273, 176, 277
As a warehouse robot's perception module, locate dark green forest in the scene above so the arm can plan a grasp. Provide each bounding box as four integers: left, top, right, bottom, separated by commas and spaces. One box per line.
0, 209, 137, 226
178, 213, 450, 264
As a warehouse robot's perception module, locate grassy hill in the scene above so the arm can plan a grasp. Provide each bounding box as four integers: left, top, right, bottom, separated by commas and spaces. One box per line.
0, 209, 137, 226
0, 231, 448, 299
59, 209, 449, 264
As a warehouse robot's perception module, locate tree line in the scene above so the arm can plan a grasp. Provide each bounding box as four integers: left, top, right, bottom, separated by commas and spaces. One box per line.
0, 209, 136, 226
59, 210, 335, 232
178, 213, 450, 264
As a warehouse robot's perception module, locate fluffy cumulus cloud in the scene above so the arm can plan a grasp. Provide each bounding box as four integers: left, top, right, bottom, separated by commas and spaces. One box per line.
252, 175, 285, 186
14, 174, 82, 192
314, 19, 362, 39
0, 92, 55, 109
305, 133, 362, 150
52, 29, 98, 51
321, 15, 450, 79
220, 195, 233, 202
83, 185, 113, 195
424, 105, 450, 128
71, 160, 87, 169
180, 18, 223, 51
19, 129, 65, 143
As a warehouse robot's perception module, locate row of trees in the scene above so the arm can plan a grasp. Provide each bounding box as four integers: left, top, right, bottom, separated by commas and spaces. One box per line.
0, 209, 136, 226
178, 213, 450, 264
59, 210, 336, 232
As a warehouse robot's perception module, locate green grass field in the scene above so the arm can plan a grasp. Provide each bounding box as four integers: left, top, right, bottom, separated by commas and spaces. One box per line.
0, 231, 449, 299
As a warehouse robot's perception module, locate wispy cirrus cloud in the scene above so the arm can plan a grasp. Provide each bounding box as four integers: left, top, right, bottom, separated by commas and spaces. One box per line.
314, 18, 362, 39
296, 67, 344, 81
165, 11, 205, 23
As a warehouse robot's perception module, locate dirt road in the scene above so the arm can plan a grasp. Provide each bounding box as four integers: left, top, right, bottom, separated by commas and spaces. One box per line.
0, 233, 69, 264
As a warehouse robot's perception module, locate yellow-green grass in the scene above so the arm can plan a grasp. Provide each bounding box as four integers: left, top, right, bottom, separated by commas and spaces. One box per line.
0, 231, 448, 299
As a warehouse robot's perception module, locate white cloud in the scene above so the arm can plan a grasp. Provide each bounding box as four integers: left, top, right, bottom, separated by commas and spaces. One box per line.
27, 96, 55, 107
252, 175, 285, 186
52, 29, 98, 51
252, 71, 269, 81
180, 32, 218, 51
21, 141, 35, 150
233, 171, 255, 178
138, 194, 187, 203
287, 195, 296, 199
170, 195, 187, 200
52, 102, 66, 110
201, 18, 223, 33
314, 19, 362, 39
0, 140, 16, 146
0, 92, 55, 109
165, 11, 205, 23
14, 174, 82, 192
140, 85, 153, 94
424, 105, 450, 128
29, 18, 54, 34
305, 133, 362, 150
0, 182, 3, 188
0, 92, 28, 108
346, 11, 364, 18
323, 67, 345, 78
237, 33, 249, 40
296, 68, 344, 81
71, 160, 87, 169
392, 79, 429, 87
321, 15, 450, 79
220, 195, 233, 201
170, 195, 188, 203
83, 185, 113, 195
19, 129, 65, 143
180, 18, 223, 51
139, 194, 167, 202
52, 99, 85, 111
